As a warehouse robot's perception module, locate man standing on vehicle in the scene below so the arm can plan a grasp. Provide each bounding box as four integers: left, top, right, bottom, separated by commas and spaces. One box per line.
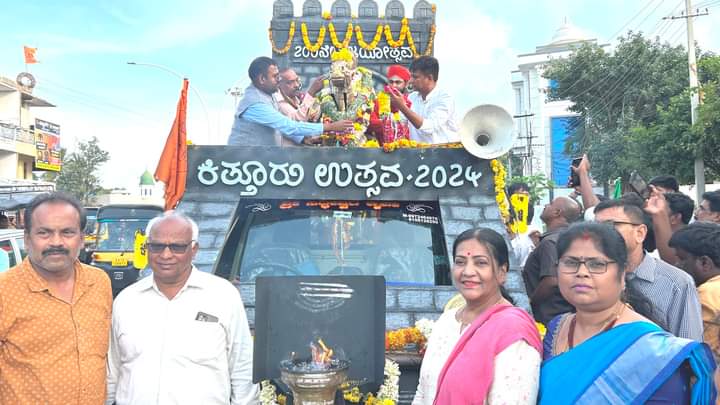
227, 56, 353, 146
107, 211, 258, 405
388, 56, 459, 144
0, 192, 112, 404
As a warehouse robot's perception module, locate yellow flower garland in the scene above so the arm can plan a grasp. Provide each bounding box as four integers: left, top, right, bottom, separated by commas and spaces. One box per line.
407, 24, 436, 58
268, 21, 296, 55
286, 19, 436, 57
355, 24, 384, 49
490, 159, 512, 231
329, 22, 353, 49
301, 22, 326, 52
383, 18, 409, 48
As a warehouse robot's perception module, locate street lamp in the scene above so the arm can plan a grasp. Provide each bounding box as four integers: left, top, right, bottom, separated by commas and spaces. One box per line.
126, 61, 213, 144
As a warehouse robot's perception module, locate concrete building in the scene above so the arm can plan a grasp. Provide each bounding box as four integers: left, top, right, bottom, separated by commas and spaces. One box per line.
510, 19, 607, 186
0, 75, 55, 180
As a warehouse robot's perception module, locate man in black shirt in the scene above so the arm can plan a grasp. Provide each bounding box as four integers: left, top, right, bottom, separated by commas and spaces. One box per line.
523, 196, 581, 325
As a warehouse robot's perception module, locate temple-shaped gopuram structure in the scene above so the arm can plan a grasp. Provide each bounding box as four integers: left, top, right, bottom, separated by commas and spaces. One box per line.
269, 0, 436, 86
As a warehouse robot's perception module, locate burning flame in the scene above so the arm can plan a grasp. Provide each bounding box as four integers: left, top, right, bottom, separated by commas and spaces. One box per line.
310, 338, 334, 367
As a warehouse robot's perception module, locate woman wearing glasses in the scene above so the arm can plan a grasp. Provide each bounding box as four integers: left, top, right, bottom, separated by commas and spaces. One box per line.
413, 227, 542, 405
539, 222, 717, 404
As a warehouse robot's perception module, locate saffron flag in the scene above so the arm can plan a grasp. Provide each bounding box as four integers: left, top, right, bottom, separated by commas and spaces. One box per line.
154, 79, 189, 211
23, 46, 38, 64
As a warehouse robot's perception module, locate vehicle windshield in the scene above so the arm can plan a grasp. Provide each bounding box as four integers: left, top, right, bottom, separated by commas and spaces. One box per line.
96, 219, 148, 251
85, 216, 97, 235
217, 199, 451, 286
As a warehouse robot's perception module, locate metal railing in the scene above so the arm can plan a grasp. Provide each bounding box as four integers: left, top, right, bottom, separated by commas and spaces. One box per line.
0, 122, 35, 144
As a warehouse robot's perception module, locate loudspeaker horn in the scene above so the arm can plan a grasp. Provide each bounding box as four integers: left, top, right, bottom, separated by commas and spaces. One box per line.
459, 104, 516, 159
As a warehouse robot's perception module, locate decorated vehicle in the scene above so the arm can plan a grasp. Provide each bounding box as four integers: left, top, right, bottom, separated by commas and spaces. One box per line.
175, 2, 527, 403
180, 143, 517, 403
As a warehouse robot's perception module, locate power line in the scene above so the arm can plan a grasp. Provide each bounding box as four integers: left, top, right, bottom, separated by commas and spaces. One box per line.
550, 0, 680, 101
562, 22, 687, 135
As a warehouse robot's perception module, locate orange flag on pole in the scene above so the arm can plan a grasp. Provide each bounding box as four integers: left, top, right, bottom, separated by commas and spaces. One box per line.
23, 46, 38, 64
154, 79, 189, 211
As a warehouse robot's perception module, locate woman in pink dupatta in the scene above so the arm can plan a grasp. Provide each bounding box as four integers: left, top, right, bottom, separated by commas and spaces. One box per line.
412, 228, 542, 405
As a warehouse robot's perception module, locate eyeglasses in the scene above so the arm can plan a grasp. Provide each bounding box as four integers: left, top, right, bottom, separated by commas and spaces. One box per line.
558, 257, 617, 274
146, 241, 194, 254
599, 220, 643, 228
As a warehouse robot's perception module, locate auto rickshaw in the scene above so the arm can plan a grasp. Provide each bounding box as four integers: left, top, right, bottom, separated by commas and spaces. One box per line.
90, 204, 162, 296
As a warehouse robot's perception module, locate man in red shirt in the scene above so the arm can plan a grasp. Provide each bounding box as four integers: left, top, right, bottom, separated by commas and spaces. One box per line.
368, 65, 412, 143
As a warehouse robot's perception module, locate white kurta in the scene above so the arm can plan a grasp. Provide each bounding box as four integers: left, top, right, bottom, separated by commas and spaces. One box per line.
412, 307, 541, 405
106, 268, 259, 405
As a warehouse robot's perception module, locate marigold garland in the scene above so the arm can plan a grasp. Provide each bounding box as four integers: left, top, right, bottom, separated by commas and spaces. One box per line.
268, 21, 296, 55
301, 22, 326, 52
385, 327, 427, 352
383, 18, 409, 48
331, 47, 354, 63
407, 24, 436, 58
286, 21, 436, 57
329, 22, 354, 48
355, 24, 384, 49
490, 159, 512, 232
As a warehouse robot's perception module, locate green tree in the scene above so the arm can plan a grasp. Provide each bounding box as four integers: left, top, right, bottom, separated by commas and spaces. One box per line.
509, 173, 554, 202
55, 137, 110, 204
693, 78, 720, 177
543, 32, 693, 182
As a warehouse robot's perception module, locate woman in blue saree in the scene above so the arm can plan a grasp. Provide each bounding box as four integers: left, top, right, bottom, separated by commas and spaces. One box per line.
540, 223, 717, 404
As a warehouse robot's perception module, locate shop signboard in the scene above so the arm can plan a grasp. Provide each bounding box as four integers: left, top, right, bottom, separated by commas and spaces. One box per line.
34, 118, 62, 171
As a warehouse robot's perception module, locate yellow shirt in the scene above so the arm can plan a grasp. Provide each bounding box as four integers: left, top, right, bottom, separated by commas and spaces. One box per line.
698, 274, 720, 361
0, 258, 112, 405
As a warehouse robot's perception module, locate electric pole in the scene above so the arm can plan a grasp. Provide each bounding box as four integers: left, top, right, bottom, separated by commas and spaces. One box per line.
686, 0, 704, 202
667, 1, 709, 201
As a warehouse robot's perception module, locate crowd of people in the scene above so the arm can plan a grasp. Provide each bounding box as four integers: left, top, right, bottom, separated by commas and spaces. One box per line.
227, 54, 459, 147
2, 82, 720, 403
416, 154, 720, 404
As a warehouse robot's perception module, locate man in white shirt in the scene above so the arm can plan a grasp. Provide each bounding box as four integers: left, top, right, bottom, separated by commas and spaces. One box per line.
106, 212, 258, 405
388, 56, 459, 144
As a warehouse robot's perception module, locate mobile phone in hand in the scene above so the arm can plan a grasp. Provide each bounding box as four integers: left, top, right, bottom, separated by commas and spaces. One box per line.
629, 171, 650, 199
568, 156, 583, 188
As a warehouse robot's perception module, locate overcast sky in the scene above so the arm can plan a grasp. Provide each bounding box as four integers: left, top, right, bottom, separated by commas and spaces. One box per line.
1, 0, 718, 190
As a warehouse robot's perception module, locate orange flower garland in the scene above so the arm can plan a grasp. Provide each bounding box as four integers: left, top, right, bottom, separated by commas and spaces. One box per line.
301, 22, 326, 52
385, 327, 427, 352
268, 21, 296, 55
355, 24, 384, 49
329, 22, 354, 49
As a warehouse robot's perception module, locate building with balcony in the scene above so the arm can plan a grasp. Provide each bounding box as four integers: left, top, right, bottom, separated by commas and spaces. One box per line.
510, 20, 607, 186
0, 75, 55, 180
